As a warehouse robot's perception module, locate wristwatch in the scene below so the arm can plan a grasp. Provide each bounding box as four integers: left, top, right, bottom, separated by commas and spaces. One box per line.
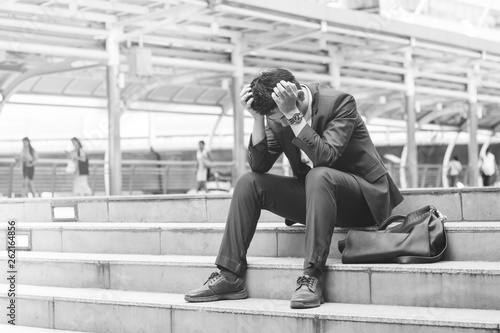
287, 112, 303, 125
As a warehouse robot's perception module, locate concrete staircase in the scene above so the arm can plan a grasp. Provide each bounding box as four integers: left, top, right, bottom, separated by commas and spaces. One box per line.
1, 187, 500, 332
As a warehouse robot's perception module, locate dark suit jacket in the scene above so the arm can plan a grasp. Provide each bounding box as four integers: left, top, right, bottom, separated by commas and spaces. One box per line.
247, 83, 403, 225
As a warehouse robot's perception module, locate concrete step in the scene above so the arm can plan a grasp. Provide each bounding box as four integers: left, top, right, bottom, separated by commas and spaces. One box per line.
1, 284, 499, 333
0, 324, 87, 333
4, 222, 500, 261
1, 187, 500, 223
3, 252, 500, 310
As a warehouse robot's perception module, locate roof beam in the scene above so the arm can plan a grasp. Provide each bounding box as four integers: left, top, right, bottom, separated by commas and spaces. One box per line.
116, 7, 173, 28
418, 108, 464, 126
57, 0, 149, 15
1, 2, 116, 23
196, 16, 275, 31
224, 0, 500, 55
119, 4, 209, 42
242, 29, 320, 55
344, 61, 406, 75
243, 26, 304, 42
249, 49, 331, 63
0, 40, 108, 60
141, 35, 234, 51
344, 45, 408, 64
0, 17, 106, 38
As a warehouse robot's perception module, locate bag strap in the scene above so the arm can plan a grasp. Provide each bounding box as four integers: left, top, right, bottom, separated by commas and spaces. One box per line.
394, 231, 448, 264
378, 214, 406, 231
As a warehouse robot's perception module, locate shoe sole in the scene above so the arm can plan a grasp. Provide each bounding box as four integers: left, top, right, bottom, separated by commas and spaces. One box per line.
184, 288, 249, 303
290, 296, 325, 309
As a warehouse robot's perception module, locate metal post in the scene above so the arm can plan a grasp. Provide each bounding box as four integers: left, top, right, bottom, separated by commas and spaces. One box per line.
232, 39, 246, 182
106, 28, 122, 195
442, 132, 461, 187
399, 145, 408, 189
328, 47, 341, 90
8, 162, 15, 197
404, 47, 418, 188
467, 64, 480, 187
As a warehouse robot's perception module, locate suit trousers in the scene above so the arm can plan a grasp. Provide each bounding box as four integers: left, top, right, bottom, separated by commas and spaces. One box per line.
215, 167, 376, 276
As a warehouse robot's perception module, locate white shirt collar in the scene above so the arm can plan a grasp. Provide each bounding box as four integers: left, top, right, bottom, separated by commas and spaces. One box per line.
301, 84, 313, 123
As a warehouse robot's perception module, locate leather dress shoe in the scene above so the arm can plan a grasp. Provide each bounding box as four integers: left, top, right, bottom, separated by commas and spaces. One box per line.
290, 275, 325, 309
184, 272, 248, 302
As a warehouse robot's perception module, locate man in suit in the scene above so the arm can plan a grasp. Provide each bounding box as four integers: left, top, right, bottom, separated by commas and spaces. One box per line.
185, 68, 403, 308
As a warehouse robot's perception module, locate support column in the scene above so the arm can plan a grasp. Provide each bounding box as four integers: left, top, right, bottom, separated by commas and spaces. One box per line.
442, 132, 461, 187
106, 29, 122, 195
404, 48, 418, 188
399, 145, 408, 189
467, 64, 480, 187
328, 47, 341, 90
232, 39, 246, 182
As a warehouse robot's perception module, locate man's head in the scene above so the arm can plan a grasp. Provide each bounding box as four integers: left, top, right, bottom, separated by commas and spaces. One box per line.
250, 68, 303, 116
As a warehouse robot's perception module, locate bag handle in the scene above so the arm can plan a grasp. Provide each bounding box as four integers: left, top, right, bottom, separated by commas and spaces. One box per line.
378, 214, 406, 231
378, 205, 442, 231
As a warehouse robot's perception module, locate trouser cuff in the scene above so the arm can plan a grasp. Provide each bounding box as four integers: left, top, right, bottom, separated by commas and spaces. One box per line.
215, 255, 246, 276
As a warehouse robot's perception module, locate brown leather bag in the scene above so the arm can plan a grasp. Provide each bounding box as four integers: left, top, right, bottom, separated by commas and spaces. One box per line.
338, 205, 448, 264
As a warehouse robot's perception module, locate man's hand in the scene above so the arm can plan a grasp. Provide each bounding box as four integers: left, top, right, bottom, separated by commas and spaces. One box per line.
239, 84, 263, 120
271, 80, 299, 118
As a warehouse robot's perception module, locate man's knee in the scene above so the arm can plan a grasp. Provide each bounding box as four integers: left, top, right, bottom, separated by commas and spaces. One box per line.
306, 167, 337, 189
234, 172, 265, 194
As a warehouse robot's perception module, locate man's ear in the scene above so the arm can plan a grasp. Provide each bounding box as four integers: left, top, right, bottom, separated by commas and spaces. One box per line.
297, 90, 305, 101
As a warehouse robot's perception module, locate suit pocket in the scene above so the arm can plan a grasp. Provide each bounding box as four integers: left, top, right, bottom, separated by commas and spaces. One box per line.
363, 162, 387, 183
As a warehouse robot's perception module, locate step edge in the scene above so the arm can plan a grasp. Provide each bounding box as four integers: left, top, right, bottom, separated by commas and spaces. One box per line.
3, 254, 500, 275
1, 285, 499, 329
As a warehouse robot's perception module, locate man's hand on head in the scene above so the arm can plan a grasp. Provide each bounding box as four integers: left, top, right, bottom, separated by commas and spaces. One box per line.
271, 80, 299, 118
239, 84, 263, 120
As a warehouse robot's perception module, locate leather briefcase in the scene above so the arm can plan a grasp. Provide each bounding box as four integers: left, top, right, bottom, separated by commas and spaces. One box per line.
338, 205, 448, 264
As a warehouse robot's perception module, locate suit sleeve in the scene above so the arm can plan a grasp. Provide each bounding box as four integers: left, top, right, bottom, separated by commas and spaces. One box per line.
247, 125, 283, 173
292, 94, 357, 167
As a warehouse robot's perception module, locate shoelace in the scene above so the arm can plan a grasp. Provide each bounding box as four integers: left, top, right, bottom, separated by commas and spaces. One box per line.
296, 275, 316, 292
204, 272, 222, 285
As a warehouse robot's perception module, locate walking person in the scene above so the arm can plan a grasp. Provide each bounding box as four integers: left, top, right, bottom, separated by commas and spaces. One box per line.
480, 147, 499, 187
447, 155, 462, 187
68, 137, 92, 196
185, 68, 403, 308
19, 137, 38, 197
196, 140, 212, 193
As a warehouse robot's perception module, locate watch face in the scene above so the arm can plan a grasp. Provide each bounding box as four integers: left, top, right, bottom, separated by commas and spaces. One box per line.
293, 113, 302, 121
288, 112, 303, 125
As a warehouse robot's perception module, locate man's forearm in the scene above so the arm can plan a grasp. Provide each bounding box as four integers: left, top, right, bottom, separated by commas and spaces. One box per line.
250, 116, 266, 146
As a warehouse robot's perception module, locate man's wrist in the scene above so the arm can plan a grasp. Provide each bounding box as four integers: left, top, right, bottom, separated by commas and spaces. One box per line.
283, 108, 299, 119
253, 114, 265, 122
286, 110, 304, 125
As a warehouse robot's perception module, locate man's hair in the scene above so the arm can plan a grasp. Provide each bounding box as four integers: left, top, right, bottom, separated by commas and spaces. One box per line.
250, 68, 301, 115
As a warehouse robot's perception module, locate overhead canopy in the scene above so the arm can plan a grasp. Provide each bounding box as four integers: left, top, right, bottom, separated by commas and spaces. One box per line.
0, 0, 499, 139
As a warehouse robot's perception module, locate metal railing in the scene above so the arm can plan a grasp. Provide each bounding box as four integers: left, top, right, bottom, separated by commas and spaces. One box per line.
387, 163, 474, 189
0, 158, 237, 197
1, 157, 486, 197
